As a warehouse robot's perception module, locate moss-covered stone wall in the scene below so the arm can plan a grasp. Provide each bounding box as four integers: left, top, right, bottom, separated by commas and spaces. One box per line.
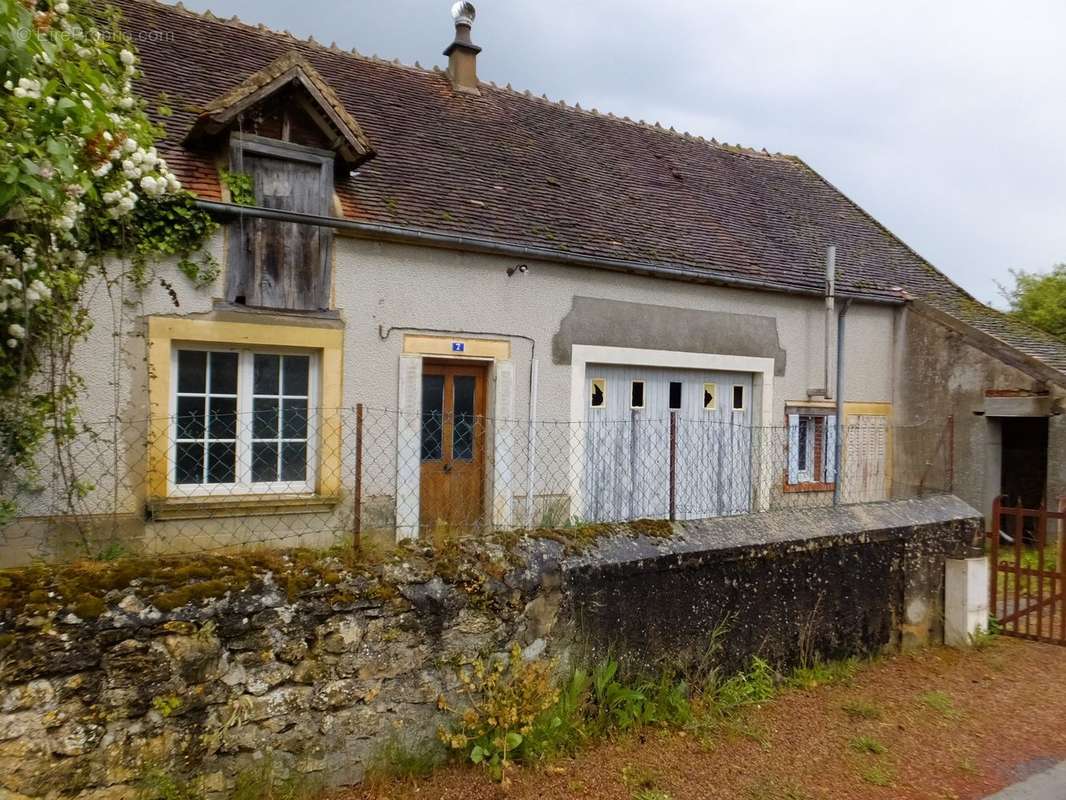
0, 496, 980, 799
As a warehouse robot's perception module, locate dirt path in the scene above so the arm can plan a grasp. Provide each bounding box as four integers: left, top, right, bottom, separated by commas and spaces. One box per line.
346, 639, 1066, 800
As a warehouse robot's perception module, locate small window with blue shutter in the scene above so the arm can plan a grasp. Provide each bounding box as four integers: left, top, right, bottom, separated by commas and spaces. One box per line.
786, 409, 836, 489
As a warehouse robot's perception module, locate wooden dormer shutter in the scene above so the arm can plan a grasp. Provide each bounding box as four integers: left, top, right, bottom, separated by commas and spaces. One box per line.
226, 134, 334, 311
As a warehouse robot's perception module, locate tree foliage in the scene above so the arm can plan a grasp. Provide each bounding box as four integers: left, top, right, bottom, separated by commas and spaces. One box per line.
1000, 264, 1066, 342
0, 0, 216, 517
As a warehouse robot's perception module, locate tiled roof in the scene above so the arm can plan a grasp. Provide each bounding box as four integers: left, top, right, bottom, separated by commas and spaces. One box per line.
113, 0, 1066, 378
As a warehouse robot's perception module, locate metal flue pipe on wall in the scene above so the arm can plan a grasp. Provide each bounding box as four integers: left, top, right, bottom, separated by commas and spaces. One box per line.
833, 298, 852, 506
824, 245, 836, 399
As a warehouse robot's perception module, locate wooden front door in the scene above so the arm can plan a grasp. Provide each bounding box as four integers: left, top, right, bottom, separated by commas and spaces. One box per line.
420, 362, 487, 532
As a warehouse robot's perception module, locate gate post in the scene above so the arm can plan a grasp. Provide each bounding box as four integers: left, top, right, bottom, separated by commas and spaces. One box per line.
945, 554, 990, 647
989, 495, 1000, 621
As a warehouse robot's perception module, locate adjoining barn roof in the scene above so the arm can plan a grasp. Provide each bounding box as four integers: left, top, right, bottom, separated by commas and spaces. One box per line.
113, 0, 1066, 378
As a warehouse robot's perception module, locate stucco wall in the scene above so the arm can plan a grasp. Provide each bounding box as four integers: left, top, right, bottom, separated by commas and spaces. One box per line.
69, 233, 897, 424
4, 231, 905, 562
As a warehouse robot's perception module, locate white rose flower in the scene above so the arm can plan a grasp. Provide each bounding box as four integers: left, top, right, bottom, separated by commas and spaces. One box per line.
3, 80, 12, 91
119, 49, 135, 66
55, 2, 70, 14
8, 324, 26, 339
118, 96, 134, 110
6, 339, 16, 349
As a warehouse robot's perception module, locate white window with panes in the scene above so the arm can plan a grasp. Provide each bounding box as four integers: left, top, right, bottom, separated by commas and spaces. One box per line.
171, 348, 317, 495
787, 411, 837, 487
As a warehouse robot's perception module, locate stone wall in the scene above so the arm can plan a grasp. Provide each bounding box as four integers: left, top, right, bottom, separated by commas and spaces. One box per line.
0, 496, 980, 799
0, 537, 566, 799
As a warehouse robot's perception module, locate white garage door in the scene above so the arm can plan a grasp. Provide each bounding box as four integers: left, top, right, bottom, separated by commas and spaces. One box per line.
583, 365, 754, 522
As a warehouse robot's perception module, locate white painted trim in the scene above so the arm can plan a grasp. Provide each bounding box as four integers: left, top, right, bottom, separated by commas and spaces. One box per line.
568, 344, 776, 516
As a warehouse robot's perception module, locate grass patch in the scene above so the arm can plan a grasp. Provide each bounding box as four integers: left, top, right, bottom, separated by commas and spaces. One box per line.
970, 619, 1001, 650
849, 735, 887, 755
920, 690, 962, 720
860, 763, 895, 787
365, 732, 446, 784
789, 658, 860, 690
622, 764, 671, 799
841, 699, 883, 721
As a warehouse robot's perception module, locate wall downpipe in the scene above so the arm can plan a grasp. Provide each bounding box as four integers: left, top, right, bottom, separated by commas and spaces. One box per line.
523, 358, 539, 528
825, 245, 836, 399
833, 298, 852, 506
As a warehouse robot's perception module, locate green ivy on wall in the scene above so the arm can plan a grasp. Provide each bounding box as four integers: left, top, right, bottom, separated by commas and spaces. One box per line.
0, 0, 218, 520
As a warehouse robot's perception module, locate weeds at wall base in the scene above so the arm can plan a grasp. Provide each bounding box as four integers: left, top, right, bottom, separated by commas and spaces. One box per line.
435, 638, 855, 784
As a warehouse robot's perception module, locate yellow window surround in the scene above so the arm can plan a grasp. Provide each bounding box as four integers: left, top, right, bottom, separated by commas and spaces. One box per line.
402, 333, 510, 360
146, 315, 344, 503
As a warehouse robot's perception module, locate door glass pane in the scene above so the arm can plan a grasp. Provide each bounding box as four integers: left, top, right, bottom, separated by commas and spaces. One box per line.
254, 354, 280, 394
177, 350, 206, 393
210, 352, 238, 394
421, 374, 444, 461
453, 375, 476, 461
282, 355, 310, 396
251, 441, 279, 482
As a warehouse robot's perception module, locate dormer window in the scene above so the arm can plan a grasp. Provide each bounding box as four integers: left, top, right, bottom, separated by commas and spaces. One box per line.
225, 134, 335, 311
184, 51, 374, 313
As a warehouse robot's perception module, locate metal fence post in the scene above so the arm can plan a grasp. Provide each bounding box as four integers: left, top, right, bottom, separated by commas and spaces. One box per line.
669, 410, 677, 522
353, 403, 364, 555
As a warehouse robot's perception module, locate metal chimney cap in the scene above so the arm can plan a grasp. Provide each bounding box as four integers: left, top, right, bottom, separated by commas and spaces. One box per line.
451, 1, 475, 26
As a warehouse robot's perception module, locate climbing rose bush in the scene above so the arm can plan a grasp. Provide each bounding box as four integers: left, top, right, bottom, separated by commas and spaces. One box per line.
0, 0, 214, 516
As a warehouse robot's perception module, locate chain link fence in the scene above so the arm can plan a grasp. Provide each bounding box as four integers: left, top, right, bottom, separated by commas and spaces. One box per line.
0, 407, 955, 565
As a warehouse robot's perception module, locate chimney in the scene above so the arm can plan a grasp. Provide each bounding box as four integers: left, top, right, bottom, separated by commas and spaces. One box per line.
444, 1, 481, 95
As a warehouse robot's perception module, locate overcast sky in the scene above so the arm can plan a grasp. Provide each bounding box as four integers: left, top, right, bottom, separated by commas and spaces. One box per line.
177, 0, 1065, 306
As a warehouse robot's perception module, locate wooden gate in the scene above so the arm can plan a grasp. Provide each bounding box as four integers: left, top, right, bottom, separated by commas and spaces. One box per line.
989, 497, 1066, 645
